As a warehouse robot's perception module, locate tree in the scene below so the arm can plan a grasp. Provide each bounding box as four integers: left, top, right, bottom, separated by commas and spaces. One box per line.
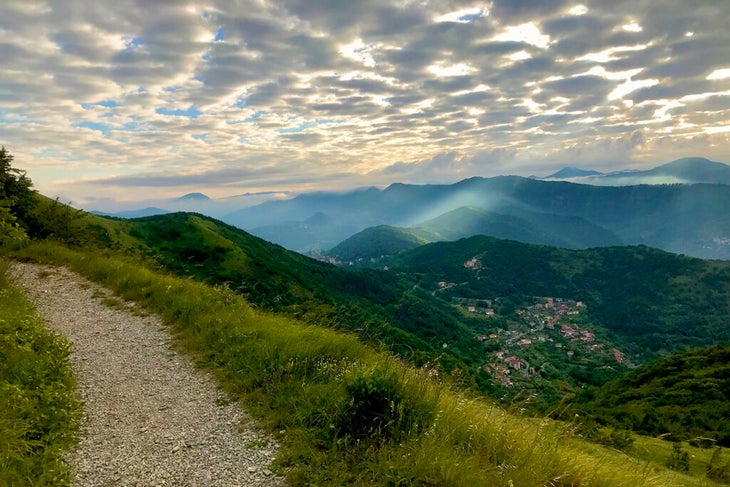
0, 146, 35, 225
0, 205, 27, 245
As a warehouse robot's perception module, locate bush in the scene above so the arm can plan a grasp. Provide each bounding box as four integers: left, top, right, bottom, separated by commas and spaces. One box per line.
595, 429, 635, 451
667, 443, 690, 472
0, 205, 27, 246
707, 448, 730, 484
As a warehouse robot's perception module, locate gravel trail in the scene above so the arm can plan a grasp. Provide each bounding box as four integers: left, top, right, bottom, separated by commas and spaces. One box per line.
9, 262, 285, 487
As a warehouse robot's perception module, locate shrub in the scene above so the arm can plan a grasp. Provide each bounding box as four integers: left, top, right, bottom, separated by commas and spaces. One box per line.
707, 448, 730, 483
667, 443, 690, 472
336, 365, 434, 442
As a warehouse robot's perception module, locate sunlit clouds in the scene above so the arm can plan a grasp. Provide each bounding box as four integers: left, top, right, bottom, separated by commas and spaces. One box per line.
0, 0, 729, 211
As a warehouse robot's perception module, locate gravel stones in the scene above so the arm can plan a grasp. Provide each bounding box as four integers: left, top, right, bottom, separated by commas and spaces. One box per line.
9, 262, 285, 487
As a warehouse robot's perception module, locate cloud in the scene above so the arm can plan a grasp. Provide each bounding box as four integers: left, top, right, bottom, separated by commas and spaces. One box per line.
1, 0, 729, 208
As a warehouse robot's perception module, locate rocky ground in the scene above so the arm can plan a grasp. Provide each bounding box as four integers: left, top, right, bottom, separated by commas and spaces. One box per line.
9, 262, 285, 486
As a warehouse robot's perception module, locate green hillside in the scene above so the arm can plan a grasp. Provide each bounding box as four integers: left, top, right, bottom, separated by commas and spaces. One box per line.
578, 345, 730, 446
415, 205, 623, 248
327, 205, 624, 264
66, 212, 730, 409
383, 236, 730, 356
326, 224, 431, 263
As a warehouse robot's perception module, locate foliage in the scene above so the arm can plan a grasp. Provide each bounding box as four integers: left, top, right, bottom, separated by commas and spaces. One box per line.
24, 196, 89, 244
384, 235, 730, 358
707, 448, 730, 484
9, 202, 730, 419
667, 443, 690, 472
594, 428, 636, 451
327, 224, 429, 263
0, 264, 79, 486
0, 205, 28, 246
8, 241, 707, 486
578, 345, 730, 446
0, 146, 35, 228
4, 179, 730, 483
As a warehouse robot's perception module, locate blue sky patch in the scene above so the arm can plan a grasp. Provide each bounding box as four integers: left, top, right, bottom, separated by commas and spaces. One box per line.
214, 27, 225, 42
245, 110, 268, 122
81, 100, 118, 109
74, 121, 111, 136
277, 118, 342, 133
278, 121, 317, 133
124, 36, 146, 51
156, 106, 202, 118
122, 121, 142, 131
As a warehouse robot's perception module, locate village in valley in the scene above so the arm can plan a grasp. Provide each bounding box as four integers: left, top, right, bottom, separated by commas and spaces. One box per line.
443, 256, 630, 392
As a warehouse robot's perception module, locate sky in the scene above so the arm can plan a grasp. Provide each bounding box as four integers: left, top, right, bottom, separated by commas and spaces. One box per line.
1, 0, 730, 211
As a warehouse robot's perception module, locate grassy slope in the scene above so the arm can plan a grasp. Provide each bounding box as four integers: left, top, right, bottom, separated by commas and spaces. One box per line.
0, 262, 79, 486
9, 241, 714, 487
580, 345, 730, 444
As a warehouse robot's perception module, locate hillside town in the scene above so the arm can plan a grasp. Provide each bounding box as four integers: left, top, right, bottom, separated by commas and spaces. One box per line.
455, 295, 629, 389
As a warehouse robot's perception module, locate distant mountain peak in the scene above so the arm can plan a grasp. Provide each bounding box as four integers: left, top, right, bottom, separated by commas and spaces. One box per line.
304, 212, 333, 225
545, 167, 604, 179
664, 156, 712, 166
650, 157, 730, 181
177, 192, 210, 201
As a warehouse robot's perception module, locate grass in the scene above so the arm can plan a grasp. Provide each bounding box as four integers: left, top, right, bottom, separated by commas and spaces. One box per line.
629, 435, 730, 479
0, 261, 79, 486
7, 241, 722, 486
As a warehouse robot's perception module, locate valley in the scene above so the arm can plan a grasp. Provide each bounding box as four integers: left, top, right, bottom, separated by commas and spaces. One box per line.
77, 211, 730, 417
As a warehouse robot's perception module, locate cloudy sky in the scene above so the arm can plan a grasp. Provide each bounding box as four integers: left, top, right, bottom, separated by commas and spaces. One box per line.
2, 0, 730, 210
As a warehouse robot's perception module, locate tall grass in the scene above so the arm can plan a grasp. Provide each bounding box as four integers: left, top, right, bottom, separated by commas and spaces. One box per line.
0, 261, 79, 486
11, 242, 715, 486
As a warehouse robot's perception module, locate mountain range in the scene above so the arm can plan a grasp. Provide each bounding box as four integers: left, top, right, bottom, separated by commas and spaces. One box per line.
240, 175, 730, 260
93, 157, 730, 260
543, 157, 730, 185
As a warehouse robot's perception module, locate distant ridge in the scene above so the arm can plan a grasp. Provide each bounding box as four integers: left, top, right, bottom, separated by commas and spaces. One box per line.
545, 167, 604, 179
176, 192, 210, 201
92, 207, 169, 218
545, 157, 730, 185
649, 157, 730, 182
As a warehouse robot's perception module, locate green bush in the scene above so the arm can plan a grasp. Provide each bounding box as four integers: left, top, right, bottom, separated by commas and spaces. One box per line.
667, 443, 690, 472
0, 205, 27, 246
595, 429, 635, 451
336, 365, 435, 442
707, 448, 730, 483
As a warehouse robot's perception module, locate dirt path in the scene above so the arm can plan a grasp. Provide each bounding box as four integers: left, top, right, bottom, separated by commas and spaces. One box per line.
9, 262, 285, 487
